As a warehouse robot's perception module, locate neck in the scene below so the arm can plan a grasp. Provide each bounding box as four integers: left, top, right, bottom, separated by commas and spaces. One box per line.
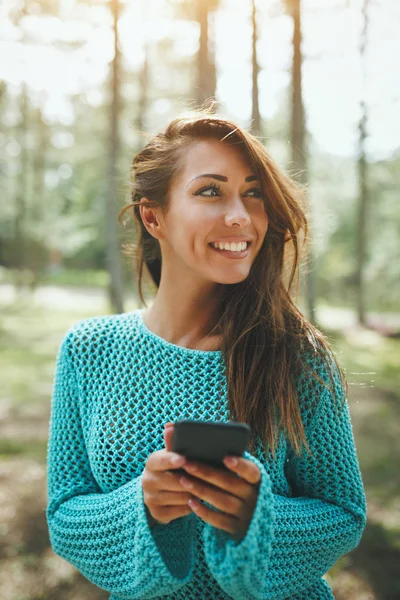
143, 272, 225, 349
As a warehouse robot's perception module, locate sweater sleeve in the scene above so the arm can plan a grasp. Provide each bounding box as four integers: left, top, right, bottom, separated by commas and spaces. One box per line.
46, 331, 197, 599
201, 355, 367, 600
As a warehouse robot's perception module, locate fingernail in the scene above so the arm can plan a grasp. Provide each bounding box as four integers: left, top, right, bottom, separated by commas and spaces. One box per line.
224, 456, 238, 467
180, 477, 193, 488
172, 454, 185, 465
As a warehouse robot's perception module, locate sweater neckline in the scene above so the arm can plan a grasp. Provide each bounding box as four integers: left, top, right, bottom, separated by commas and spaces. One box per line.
134, 308, 222, 357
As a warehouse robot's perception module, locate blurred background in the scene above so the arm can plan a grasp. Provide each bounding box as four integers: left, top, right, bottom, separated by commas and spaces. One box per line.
0, 0, 399, 598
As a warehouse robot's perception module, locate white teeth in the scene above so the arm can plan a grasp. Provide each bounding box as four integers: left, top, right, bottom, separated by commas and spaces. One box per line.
211, 241, 248, 252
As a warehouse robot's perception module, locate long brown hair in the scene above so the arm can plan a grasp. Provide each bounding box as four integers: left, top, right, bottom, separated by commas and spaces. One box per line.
118, 101, 348, 459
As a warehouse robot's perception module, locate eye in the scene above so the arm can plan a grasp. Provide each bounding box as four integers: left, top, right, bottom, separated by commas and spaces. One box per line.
194, 183, 222, 197
193, 183, 264, 199
245, 187, 264, 198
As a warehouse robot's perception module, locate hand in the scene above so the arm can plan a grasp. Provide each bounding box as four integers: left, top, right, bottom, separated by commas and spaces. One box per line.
179, 452, 261, 542
142, 422, 196, 526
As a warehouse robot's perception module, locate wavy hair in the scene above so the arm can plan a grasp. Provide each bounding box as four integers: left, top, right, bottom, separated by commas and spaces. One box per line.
118, 101, 347, 459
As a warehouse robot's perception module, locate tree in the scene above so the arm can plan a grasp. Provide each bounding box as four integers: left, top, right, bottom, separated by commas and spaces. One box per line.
106, 0, 125, 313
195, 0, 218, 106
356, 0, 370, 325
251, 0, 261, 136
285, 0, 317, 325
9, 0, 30, 273
170, 0, 220, 107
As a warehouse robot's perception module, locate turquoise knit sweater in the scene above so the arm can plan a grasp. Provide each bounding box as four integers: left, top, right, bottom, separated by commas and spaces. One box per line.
46, 308, 367, 600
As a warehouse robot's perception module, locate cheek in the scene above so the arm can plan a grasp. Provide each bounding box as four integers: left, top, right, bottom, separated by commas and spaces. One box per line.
263, 215, 269, 235
167, 204, 199, 240
171, 211, 211, 255
185, 210, 215, 246
251, 204, 268, 234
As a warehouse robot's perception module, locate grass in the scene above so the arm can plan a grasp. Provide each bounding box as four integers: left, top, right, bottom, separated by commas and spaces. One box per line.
0, 438, 48, 461
0, 266, 110, 289
331, 331, 400, 397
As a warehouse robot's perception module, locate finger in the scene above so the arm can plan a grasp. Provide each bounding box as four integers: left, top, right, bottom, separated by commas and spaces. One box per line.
144, 467, 192, 495
152, 504, 193, 524
158, 469, 195, 492
147, 449, 186, 473
223, 456, 261, 485
181, 460, 248, 499
149, 489, 197, 506
188, 498, 239, 536
180, 474, 244, 517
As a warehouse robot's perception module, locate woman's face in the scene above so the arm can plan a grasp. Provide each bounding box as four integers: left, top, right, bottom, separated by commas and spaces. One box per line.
147, 137, 269, 285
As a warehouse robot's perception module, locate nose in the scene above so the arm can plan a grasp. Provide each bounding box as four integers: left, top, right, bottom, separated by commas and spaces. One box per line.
224, 199, 251, 227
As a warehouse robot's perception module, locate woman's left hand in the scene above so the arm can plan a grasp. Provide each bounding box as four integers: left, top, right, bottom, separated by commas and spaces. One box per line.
179, 455, 261, 542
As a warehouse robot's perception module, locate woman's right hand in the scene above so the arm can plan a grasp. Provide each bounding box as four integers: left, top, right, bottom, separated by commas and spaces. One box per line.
142, 423, 194, 526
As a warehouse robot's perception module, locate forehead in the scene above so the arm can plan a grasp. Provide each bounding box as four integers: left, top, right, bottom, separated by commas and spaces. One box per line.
177, 138, 254, 180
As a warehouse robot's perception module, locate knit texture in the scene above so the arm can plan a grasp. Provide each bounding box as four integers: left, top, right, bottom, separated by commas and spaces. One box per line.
46, 308, 367, 600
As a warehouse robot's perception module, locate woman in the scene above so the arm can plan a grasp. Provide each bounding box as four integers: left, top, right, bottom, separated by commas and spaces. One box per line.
46, 106, 367, 600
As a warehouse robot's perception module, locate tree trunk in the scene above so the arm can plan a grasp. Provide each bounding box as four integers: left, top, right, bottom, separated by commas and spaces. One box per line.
356, 0, 369, 326
106, 0, 124, 313
14, 81, 29, 275
251, 0, 261, 136
196, 0, 217, 106
136, 46, 149, 153
290, 0, 316, 325
33, 105, 47, 221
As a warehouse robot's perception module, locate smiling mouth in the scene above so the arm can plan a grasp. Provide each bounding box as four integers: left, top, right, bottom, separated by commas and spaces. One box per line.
208, 242, 251, 258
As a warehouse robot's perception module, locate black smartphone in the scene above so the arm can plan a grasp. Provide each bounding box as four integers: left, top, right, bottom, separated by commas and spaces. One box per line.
170, 419, 251, 475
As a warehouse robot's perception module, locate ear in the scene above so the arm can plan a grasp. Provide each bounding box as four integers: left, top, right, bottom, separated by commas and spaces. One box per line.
139, 199, 162, 241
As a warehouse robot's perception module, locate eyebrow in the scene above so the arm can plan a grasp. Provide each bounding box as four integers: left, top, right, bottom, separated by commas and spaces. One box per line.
186, 173, 259, 188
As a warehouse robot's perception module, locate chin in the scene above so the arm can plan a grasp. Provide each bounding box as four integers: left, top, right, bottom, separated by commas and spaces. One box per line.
212, 270, 250, 285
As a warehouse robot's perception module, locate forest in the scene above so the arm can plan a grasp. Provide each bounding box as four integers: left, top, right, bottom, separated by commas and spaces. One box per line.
0, 0, 399, 598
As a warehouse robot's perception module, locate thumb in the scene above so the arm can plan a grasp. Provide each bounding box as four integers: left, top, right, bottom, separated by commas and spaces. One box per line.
163, 424, 174, 452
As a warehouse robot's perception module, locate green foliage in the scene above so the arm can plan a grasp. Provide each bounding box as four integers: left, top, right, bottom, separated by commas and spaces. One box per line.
310, 152, 400, 312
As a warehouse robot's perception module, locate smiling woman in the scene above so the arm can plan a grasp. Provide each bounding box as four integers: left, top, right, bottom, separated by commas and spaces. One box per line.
46, 101, 367, 600
119, 104, 323, 462
134, 134, 270, 290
